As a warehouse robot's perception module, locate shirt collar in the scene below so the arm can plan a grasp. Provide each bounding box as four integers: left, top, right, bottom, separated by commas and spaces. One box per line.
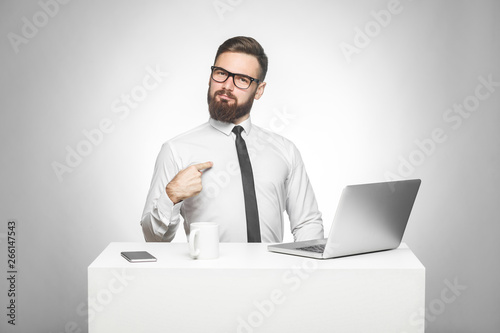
209, 117, 253, 136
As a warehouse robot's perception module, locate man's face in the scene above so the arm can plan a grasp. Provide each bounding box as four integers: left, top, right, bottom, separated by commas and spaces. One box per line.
207, 52, 266, 124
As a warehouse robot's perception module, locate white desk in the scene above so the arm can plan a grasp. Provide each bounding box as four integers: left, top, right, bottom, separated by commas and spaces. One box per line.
88, 243, 425, 333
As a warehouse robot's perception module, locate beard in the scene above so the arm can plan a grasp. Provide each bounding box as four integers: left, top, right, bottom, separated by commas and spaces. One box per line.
207, 87, 255, 123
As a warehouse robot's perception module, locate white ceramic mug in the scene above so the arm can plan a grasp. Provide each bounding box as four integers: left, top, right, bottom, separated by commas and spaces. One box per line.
188, 222, 219, 259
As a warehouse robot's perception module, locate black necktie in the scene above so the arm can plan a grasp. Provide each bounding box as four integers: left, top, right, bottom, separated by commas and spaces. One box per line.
232, 126, 261, 242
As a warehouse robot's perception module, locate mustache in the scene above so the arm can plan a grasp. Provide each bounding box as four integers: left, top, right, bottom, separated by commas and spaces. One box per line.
214, 89, 237, 100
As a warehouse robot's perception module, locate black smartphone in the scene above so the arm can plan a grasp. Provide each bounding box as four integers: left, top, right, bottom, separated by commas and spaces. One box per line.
121, 251, 157, 263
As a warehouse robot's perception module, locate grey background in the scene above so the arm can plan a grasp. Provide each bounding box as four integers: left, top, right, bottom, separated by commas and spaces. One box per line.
1, 0, 499, 332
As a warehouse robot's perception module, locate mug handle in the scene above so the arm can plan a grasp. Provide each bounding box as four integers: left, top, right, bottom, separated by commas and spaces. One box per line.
189, 229, 200, 259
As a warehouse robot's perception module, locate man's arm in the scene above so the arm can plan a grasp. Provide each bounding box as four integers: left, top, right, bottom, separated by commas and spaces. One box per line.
140, 143, 213, 242
285, 143, 324, 242
140, 142, 181, 242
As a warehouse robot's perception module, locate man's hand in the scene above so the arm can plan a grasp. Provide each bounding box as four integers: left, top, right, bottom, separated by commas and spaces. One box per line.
166, 162, 213, 204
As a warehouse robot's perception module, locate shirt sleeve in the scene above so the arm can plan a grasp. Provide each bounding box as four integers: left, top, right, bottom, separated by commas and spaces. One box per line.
140, 142, 183, 242
285, 143, 325, 242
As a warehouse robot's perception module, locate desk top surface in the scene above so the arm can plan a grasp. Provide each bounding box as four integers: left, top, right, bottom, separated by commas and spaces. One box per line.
89, 242, 424, 270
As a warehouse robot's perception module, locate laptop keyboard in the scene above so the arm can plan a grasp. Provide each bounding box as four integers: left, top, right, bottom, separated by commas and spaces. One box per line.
297, 244, 325, 253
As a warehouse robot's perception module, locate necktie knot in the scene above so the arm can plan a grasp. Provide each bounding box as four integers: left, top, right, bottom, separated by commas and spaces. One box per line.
232, 125, 244, 137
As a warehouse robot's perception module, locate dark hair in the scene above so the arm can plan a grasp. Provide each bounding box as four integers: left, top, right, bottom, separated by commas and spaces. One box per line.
214, 36, 268, 81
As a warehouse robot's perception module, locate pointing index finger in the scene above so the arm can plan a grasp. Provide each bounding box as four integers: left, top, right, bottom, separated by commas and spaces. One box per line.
194, 161, 213, 171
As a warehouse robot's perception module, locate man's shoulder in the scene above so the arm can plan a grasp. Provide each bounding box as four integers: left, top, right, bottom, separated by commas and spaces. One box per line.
164, 121, 212, 145
251, 123, 297, 149
249, 124, 306, 167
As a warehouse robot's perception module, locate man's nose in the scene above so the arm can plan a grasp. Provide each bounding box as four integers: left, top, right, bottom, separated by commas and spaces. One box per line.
221, 75, 235, 90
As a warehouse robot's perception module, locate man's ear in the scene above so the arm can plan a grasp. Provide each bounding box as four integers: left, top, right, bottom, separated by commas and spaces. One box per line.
254, 82, 266, 100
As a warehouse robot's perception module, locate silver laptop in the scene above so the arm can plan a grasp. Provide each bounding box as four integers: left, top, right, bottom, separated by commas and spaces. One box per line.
268, 179, 421, 259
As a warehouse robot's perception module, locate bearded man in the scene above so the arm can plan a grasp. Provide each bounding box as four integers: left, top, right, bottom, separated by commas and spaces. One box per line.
140, 36, 324, 243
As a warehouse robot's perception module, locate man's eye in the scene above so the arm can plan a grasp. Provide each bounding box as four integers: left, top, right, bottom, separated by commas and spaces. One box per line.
238, 76, 250, 84
216, 71, 227, 76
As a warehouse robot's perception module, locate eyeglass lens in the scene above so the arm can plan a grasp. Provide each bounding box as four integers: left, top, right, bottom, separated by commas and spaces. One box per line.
212, 68, 253, 89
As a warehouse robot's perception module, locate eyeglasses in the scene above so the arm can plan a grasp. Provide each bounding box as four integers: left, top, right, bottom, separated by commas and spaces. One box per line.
211, 66, 260, 90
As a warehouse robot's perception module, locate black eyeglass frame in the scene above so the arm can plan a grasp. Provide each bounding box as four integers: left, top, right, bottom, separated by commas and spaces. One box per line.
210, 66, 260, 89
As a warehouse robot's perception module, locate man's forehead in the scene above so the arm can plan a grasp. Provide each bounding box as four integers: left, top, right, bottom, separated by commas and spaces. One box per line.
214, 52, 260, 78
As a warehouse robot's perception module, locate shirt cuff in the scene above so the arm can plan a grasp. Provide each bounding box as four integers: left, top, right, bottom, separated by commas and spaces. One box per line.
155, 190, 182, 236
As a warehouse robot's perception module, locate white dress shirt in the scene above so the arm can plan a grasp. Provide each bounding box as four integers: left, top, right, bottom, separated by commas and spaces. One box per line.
140, 117, 324, 243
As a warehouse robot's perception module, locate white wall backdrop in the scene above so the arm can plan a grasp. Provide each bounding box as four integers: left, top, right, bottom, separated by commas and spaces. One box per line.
1, 0, 499, 332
